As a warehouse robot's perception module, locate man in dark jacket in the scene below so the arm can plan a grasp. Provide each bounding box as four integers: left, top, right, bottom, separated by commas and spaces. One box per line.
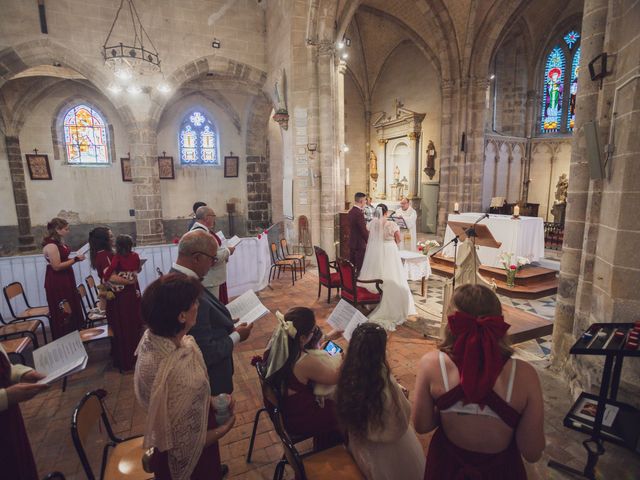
348, 192, 369, 272
170, 230, 252, 394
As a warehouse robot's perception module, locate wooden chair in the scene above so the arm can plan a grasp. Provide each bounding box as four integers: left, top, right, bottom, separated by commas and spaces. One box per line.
3, 281, 49, 344
85, 275, 100, 309
71, 389, 151, 480
0, 335, 32, 365
336, 259, 383, 309
314, 246, 341, 303
269, 243, 298, 285
77, 284, 107, 328
246, 361, 313, 464
272, 406, 364, 480
59, 300, 113, 391
280, 238, 305, 274
0, 311, 40, 348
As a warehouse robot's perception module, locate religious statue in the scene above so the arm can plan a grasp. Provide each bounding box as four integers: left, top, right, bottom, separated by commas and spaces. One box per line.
369, 150, 378, 180
393, 164, 401, 183
424, 140, 437, 179
273, 68, 287, 113
554, 173, 569, 203
552, 173, 569, 224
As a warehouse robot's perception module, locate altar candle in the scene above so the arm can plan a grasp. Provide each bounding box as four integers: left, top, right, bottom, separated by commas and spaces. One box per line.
345, 168, 350, 186
514, 205, 520, 217
454, 202, 459, 212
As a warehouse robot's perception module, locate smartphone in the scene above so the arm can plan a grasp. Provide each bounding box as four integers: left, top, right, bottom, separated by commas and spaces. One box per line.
323, 340, 343, 356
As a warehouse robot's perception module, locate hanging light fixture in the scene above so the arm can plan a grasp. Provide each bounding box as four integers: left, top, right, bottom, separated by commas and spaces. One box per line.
102, 0, 161, 78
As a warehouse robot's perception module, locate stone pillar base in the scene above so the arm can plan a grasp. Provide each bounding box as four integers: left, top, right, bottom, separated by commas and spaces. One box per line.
17, 234, 37, 252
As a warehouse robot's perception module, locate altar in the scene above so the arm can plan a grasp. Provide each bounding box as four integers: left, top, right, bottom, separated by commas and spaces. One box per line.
442, 213, 545, 267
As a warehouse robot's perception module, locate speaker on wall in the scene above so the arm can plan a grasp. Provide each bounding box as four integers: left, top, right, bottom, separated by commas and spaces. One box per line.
584, 121, 604, 180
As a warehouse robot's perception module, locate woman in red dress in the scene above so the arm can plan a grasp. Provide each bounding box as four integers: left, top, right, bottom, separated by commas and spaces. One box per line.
412, 284, 545, 479
42, 218, 86, 339
89, 228, 143, 371
0, 343, 49, 480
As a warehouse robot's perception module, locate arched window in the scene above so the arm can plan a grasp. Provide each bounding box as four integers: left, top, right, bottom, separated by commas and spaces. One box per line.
540, 30, 580, 134
179, 111, 219, 165
63, 104, 109, 164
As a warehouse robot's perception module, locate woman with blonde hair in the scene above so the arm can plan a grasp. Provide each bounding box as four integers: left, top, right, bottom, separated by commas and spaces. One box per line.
42, 217, 85, 338
412, 284, 545, 479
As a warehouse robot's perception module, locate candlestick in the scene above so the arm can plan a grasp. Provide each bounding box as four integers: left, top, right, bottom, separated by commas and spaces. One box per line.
454, 202, 459, 213
513, 205, 520, 217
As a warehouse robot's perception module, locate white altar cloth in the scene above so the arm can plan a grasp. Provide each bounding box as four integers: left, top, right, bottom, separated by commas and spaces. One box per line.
399, 250, 432, 281
442, 213, 545, 268
0, 236, 271, 321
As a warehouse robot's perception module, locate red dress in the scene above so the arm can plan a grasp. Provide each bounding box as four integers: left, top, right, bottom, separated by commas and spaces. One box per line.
0, 352, 39, 480
151, 406, 222, 480
424, 383, 526, 479
95, 251, 144, 371
43, 238, 84, 339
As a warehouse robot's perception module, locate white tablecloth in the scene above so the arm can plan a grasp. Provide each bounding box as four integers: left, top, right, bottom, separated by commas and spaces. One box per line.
442, 213, 545, 267
399, 250, 432, 281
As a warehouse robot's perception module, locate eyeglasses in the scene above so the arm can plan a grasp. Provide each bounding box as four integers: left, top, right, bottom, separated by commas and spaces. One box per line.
193, 251, 218, 264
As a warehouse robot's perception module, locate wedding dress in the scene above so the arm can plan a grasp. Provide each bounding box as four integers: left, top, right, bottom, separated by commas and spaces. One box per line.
359, 208, 416, 331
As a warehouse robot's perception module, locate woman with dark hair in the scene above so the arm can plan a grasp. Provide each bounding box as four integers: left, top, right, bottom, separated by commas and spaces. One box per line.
263, 307, 342, 449
42, 217, 85, 339
89, 228, 143, 371
336, 322, 424, 479
135, 274, 235, 480
412, 284, 545, 479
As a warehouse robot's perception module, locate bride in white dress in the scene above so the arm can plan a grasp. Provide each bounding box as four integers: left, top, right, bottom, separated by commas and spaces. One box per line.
359, 204, 416, 331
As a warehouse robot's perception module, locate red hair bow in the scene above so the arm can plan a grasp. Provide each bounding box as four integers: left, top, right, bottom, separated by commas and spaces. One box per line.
447, 311, 510, 404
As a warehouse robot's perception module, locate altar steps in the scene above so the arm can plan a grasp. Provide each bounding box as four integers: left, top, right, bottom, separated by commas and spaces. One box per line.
429, 254, 558, 299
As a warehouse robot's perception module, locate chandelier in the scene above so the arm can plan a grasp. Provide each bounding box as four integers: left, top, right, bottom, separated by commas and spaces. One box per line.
102, 0, 161, 79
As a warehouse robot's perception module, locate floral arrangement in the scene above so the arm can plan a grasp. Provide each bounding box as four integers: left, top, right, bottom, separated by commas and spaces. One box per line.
417, 240, 440, 255
97, 283, 116, 301
498, 252, 530, 288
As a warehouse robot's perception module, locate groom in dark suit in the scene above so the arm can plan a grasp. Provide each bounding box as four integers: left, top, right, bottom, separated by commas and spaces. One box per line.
348, 192, 369, 272
171, 230, 252, 395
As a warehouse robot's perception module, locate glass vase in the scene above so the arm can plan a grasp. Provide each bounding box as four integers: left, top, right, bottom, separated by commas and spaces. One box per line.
506, 270, 516, 288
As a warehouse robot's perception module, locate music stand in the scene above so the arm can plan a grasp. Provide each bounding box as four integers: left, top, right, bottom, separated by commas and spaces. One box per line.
433, 220, 501, 289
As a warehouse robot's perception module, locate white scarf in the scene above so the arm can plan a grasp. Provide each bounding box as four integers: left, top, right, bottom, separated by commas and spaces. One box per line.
134, 330, 210, 480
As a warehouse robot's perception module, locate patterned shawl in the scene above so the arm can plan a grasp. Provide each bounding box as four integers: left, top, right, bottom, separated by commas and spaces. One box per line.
134, 330, 210, 480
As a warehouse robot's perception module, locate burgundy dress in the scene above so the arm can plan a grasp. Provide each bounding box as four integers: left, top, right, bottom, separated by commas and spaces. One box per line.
424, 383, 526, 479
95, 251, 144, 371
277, 373, 343, 450
43, 238, 84, 339
151, 406, 222, 480
0, 353, 39, 480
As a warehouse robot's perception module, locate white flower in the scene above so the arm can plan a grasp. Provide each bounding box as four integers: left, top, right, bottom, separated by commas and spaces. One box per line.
517, 256, 530, 266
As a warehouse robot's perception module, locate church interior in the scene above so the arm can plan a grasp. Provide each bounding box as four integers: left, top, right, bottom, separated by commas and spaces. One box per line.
1, 0, 639, 478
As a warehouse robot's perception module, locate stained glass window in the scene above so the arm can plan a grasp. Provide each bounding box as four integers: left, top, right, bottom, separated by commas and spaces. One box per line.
568, 46, 581, 131
564, 31, 580, 50
540, 29, 581, 135
63, 105, 109, 164
179, 111, 219, 165
541, 46, 566, 133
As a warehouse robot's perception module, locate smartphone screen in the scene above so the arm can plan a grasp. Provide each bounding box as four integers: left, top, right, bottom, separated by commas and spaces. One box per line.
323, 340, 343, 356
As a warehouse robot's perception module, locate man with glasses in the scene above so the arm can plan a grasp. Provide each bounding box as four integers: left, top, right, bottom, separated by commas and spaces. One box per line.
190, 206, 235, 304
170, 230, 251, 478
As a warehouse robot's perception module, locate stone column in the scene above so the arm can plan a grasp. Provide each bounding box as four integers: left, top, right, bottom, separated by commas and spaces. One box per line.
317, 43, 338, 256
5, 136, 36, 252
128, 124, 165, 245
436, 79, 456, 237
551, 0, 607, 363
466, 77, 491, 212
407, 131, 420, 198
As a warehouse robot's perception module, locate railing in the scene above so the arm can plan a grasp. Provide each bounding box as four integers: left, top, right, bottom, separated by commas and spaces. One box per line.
544, 222, 564, 250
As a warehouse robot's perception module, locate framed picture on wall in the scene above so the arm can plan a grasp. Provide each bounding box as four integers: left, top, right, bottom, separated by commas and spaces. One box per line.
158, 155, 175, 179
25, 153, 52, 180
224, 155, 239, 178
120, 157, 132, 182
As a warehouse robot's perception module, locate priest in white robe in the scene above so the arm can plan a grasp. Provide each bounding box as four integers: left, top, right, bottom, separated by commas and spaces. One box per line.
397, 198, 418, 251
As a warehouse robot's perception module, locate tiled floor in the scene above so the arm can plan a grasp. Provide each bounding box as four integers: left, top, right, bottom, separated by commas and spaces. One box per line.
19, 268, 640, 479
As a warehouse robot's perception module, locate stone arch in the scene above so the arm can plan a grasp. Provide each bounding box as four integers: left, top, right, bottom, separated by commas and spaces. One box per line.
149, 55, 268, 129
0, 38, 135, 125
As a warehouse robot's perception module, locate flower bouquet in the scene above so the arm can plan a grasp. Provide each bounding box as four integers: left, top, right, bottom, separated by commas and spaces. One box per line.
417, 240, 440, 256
498, 252, 530, 288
